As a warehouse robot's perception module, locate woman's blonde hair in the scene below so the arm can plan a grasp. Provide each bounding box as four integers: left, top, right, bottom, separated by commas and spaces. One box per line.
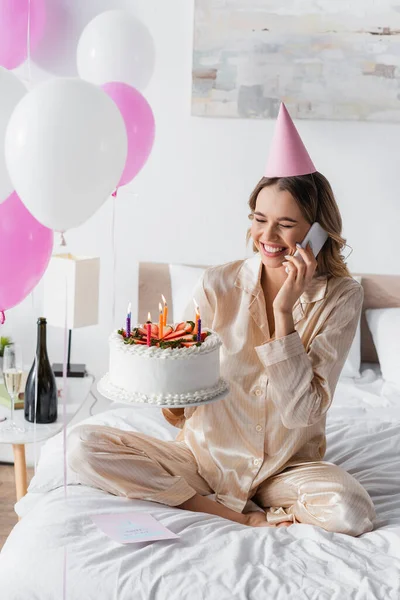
246, 172, 352, 279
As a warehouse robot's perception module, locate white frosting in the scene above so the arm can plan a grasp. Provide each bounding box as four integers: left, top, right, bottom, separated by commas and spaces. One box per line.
109, 329, 221, 358
107, 328, 224, 404
98, 372, 229, 406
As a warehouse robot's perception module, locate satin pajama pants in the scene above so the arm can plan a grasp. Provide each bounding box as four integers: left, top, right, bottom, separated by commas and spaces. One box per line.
67, 424, 377, 537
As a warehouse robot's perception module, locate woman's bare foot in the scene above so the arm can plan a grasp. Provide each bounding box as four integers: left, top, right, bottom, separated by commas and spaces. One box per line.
244, 510, 293, 528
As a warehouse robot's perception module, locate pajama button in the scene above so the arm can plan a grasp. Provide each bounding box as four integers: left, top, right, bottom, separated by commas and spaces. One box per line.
255, 425, 263, 432
253, 458, 261, 466
254, 387, 262, 396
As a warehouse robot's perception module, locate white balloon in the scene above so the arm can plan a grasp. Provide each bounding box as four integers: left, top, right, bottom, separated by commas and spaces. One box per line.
0, 68, 26, 204
30, 0, 136, 77
5, 78, 127, 232
77, 10, 155, 90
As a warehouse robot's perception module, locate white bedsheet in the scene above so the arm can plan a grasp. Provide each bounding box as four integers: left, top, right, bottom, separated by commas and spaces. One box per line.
1, 364, 400, 600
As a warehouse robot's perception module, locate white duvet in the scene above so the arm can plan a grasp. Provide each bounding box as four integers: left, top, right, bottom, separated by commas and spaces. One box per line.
1, 364, 400, 600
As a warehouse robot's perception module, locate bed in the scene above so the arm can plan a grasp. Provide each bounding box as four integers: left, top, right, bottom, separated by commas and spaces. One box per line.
1, 265, 400, 599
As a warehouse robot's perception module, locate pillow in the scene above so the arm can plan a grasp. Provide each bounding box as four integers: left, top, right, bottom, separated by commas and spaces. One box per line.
339, 275, 363, 379
365, 307, 400, 388
169, 264, 206, 323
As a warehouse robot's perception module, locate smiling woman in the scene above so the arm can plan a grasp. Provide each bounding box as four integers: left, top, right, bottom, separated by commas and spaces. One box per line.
247, 172, 352, 281
66, 102, 375, 538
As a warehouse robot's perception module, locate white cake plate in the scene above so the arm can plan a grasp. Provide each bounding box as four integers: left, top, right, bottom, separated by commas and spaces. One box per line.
97, 373, 231, 409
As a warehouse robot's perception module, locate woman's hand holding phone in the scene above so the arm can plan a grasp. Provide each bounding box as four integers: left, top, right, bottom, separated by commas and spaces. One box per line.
272, 242, 318, 314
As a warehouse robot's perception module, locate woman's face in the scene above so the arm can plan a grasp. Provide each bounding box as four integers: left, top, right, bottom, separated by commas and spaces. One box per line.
250, 184, 311, 269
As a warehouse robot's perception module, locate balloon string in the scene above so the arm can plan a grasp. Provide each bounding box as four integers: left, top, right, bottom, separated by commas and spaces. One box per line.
27, 0, 32, 82
63, 548, 67, 600
112, 195, 116, 328
62, 265, 69, 600
62, 274, 68, 500
33, 344, 38, 476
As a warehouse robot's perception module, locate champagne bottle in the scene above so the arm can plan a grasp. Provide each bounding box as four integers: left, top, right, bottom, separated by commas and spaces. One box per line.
24, 318, 58, 424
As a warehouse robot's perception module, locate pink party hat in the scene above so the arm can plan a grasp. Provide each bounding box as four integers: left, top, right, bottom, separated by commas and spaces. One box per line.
264, 103, 316, 177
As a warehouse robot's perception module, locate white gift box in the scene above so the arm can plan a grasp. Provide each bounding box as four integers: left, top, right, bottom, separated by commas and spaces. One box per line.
43, 254, 100, 329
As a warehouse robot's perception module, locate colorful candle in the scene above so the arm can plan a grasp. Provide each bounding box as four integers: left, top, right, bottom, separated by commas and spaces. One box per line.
193, 298, 200, 320
146, 312, 152, 347
193, 298, 201, 340
158, 303, 164, 339
126, 302, 131, 337
161, 294, 168, 326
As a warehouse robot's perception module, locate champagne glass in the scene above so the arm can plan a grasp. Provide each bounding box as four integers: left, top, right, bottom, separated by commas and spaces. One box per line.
2, 344, 26, 432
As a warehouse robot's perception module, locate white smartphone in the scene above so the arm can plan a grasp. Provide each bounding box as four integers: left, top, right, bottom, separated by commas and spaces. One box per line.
293, 222, 328, 263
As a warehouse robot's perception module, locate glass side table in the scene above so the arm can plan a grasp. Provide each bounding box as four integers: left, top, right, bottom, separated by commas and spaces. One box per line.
0, 376, 93, 506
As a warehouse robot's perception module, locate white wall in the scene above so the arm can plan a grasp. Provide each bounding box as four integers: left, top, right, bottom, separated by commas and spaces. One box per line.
2, 0, 400, 382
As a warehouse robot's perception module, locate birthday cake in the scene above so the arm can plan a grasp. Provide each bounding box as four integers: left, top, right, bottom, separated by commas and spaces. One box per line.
97, 320, 229, 406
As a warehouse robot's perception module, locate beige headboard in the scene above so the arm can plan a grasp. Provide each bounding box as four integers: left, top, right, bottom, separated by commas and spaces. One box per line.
352, 273, 400, 363
138, 263, 400, 364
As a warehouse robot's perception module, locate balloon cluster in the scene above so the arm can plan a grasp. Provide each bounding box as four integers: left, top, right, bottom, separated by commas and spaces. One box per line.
0, 4, 156, 319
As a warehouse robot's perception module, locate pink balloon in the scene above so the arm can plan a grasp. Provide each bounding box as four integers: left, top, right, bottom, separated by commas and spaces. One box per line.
0, 0, 46, 69
102, 82, 155, 188
0, 192, 53, 315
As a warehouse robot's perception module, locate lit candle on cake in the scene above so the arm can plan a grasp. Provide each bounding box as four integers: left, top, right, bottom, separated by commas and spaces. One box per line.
146, 312, 152, 347
158, 303, 164, 339
193, 298, 200, 321
193, 298, 201, 341
161, 294, 168, 326
126, 302, 131, 337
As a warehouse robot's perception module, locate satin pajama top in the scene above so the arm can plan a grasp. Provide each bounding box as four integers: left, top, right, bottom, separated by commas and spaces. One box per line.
162, 252, 364, 513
